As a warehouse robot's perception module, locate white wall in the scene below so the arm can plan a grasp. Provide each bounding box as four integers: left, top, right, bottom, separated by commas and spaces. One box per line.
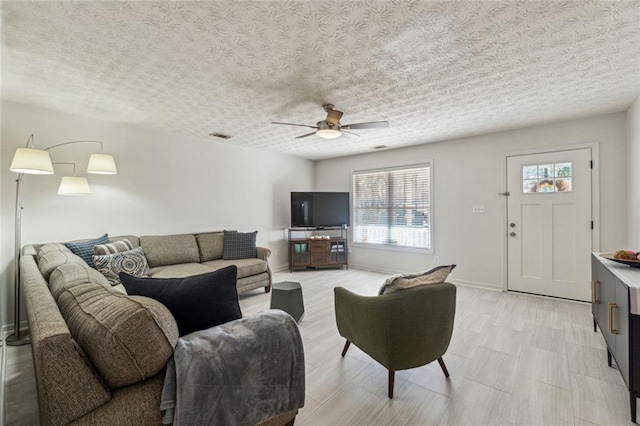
0, 101, 3, 331
1, 101, 315, 326
628, 97, 640, 249
316, 112, 628, 289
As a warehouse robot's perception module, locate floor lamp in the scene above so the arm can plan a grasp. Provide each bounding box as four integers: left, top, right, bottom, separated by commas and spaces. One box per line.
6, 135, 117, 346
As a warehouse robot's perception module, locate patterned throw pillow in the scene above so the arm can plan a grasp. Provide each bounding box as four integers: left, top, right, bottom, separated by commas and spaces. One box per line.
378, 264, 457, 295
65, 234, 110, 269
94, 239, 134, 255
222, 230, 258, 260
94, 247, 150, 286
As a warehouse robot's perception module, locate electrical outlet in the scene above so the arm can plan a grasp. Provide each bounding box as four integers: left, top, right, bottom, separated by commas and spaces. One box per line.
434, 256, 440, 263
472, 205, 485, 214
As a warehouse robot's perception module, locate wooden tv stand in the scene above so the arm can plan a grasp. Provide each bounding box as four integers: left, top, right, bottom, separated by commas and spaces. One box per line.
288, 228, 348, 272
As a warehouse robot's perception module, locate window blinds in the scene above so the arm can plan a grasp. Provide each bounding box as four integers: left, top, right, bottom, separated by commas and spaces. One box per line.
353, 163, 431, 249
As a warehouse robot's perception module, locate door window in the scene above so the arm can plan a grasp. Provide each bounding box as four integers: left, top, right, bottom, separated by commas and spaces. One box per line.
522, 162, 572, 193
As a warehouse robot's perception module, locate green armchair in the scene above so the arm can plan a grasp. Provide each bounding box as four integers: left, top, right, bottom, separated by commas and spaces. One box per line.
334, 282, 456, 398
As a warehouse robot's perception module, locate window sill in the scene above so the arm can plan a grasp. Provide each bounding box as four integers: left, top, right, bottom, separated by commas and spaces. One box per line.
351, 243, 433, 254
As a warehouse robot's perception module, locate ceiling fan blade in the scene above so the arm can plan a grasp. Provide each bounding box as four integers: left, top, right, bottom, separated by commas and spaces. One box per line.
342, 121, 389, 130
295, 131, 318, 139
341, 130, 360, 138
271, 121, 318, 129
325, 109, 343, 125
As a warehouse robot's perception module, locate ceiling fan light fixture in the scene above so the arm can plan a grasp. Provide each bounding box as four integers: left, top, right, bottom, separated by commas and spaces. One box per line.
316, 128, 342, 139
272, 104, 387, 140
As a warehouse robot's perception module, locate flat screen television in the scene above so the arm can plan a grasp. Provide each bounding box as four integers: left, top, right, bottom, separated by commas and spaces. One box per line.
291, 192, 350, 228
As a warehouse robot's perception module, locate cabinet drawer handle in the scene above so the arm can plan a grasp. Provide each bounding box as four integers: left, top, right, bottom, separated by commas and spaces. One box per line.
591, 280, 599, 304
608, 302, 619, 335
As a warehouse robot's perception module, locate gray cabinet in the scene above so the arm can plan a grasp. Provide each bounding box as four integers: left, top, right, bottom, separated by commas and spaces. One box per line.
592, 254, 639, 423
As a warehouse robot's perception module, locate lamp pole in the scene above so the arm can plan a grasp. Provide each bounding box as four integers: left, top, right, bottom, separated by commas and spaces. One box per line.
6, 173, 29, 345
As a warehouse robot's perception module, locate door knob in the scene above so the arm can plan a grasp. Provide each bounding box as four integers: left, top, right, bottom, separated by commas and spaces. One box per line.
509, 232, 516, 237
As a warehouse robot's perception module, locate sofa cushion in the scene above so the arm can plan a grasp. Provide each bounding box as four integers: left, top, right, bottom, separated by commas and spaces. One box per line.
37, 243, 71, 257
148, 263, 214, 279
379, 265, 457, 295
65, 234, 110, 269
36, 244, 87, 281
195, 232, 225, 262
202, 258, 267, 279
120, 266, 242, 337
139, 234, 200, 267
222, 230, 258, 260
93, 239, 134, 255
46, 256, 120, 298
50, 262, 178, 389
94, 247, 150, 286
110, 235, 140, 248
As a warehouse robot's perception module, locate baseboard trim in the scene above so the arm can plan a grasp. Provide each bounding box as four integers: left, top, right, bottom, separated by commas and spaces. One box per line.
272, 264, 290, 273
347, 264, 504, 292
1, 340, 5, 426
1, 321, 29, 339
346, 263, 402, 275
447, 278, 503, 292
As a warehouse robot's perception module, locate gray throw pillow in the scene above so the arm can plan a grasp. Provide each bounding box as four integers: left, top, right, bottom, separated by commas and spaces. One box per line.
222, 230, 257, 260
378, 264, 456, 295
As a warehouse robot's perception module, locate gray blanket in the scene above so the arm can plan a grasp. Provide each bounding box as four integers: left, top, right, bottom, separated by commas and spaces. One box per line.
161, 310, 305, 425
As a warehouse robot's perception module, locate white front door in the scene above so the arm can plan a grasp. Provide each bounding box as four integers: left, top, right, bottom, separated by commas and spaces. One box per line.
507, 148, 592, 301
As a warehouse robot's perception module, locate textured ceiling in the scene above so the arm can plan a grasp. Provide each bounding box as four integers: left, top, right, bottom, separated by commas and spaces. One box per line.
2, 1, 640, 161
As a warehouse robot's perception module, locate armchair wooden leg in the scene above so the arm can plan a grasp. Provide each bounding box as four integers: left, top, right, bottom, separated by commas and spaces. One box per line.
437, 357, 450, 378
341, 340, 351, 357
265, 285, 271, 293
388, 370, 395, 399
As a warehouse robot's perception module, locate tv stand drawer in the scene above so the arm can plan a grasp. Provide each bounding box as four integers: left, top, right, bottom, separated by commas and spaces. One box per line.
310, 253, 330, 264
309, 240, 330, 251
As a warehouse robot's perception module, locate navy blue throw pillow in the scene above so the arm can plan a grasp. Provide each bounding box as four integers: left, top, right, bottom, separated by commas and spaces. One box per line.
65, 234, 110, 269
120, 266, 241, 336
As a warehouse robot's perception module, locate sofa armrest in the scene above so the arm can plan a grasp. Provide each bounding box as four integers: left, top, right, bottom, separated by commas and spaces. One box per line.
22, 255, 112, 425
334, 287, 392, 365
257, 246, 271, 260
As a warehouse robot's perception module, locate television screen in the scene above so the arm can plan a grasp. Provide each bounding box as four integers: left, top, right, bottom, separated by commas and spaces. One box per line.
291, 192, 350, 228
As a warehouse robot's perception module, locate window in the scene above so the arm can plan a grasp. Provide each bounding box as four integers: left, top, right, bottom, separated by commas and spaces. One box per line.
522, 162, 572, 193
353, 163, 432, 250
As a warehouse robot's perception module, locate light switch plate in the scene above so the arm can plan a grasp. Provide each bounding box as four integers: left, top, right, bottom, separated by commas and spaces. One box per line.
472, 205, 485, 214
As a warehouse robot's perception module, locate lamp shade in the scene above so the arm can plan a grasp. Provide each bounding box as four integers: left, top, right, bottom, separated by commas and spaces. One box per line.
87, 153, 117, 174
58, 176, 91, 195
10, 148, 54, 174
316, 129, 342, 139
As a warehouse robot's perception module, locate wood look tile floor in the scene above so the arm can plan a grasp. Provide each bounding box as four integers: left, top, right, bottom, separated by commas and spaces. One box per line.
4, 269, 637, 425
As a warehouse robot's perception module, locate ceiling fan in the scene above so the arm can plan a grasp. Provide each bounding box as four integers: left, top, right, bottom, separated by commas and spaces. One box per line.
272, 104, 389, 139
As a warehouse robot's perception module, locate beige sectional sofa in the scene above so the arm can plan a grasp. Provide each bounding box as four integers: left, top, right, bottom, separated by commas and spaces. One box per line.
20, 232, 297, 426
135, 231, 272, 293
